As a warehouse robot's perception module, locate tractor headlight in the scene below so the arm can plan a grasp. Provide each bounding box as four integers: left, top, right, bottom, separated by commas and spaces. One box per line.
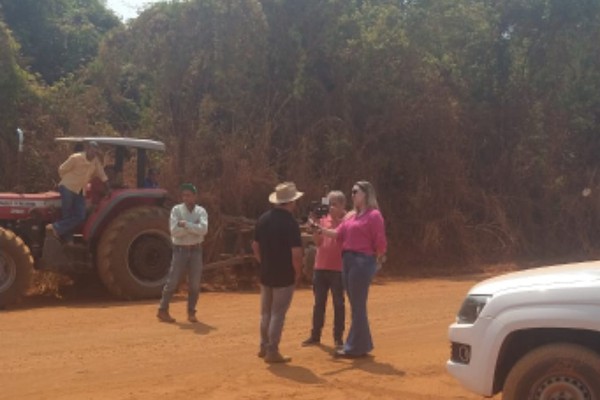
456, 295, 492, 324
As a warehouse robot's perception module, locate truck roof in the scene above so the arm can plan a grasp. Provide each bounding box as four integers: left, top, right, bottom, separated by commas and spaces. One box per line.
55, 137, 166, 151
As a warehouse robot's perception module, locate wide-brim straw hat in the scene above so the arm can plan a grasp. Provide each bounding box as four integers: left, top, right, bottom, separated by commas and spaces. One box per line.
269, 182, 304, 204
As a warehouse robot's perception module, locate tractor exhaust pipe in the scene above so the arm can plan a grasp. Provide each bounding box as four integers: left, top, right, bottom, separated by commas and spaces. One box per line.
16, 128, 24, 152
16, 128, 23, 192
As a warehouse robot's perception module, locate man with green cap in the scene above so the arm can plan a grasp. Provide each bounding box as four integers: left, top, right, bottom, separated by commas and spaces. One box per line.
157, 183, 208, 323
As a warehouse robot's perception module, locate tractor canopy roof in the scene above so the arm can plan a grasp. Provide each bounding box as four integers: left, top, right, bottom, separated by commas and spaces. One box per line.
55, 137, 165, 188
55, 137, 165, 152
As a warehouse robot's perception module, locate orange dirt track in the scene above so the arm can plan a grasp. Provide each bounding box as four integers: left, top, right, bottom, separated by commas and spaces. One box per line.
1, 275, 500, 400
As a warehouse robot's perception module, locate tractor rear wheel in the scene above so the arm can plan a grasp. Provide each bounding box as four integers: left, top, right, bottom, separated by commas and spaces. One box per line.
0, 228, 33, 307
96, 206, 171, 299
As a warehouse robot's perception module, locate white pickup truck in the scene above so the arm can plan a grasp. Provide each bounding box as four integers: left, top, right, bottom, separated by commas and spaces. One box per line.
447, 262, 600, 399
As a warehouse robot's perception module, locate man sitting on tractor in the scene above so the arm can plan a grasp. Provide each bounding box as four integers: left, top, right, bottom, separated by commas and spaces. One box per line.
143, 167, 160, 188
47, 141, 110, 244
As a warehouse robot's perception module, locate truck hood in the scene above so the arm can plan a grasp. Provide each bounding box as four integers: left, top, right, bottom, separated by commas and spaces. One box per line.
470, 261, 600, 295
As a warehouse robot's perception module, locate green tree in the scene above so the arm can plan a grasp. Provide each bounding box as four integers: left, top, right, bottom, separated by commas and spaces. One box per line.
3, 0, 599, 267
84, 0, 274, 222
0, 0, 120, 83
0, 19, 37, 190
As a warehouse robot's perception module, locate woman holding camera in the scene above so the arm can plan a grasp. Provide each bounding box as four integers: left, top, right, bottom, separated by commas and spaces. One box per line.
316, 180, 387, 358
302, 191, 348, 350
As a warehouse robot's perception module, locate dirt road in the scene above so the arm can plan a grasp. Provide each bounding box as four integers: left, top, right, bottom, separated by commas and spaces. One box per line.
1, 276, 495, 400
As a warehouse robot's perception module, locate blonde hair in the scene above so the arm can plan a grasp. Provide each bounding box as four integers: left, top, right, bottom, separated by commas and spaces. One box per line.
354, 180, 379, 210
327, 190, 346, 207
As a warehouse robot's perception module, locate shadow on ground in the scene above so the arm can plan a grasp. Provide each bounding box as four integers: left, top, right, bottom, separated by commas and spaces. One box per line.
267, 364, 325, 384
176, 320, 217, 335
313, 344, 405, 377
324, 356, 406, 377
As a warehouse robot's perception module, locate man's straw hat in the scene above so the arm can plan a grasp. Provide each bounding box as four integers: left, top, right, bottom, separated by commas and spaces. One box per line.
269, 182, 304, 204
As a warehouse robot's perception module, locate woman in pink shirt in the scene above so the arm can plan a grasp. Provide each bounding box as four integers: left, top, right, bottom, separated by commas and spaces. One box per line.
317, 180, 387, 358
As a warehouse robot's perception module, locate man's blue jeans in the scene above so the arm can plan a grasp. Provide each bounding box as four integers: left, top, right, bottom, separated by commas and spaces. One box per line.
342, 251, 377, 355
260, 284, 294, 354
53, 185, 86, 242
310, 269, 345, 341
159, 246, 203, 315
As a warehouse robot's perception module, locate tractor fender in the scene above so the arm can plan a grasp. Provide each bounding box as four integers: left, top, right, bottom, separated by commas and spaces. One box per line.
83, 189, 170, 245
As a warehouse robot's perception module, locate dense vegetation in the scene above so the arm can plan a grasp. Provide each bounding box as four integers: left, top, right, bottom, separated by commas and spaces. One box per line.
2, 0, 600, 269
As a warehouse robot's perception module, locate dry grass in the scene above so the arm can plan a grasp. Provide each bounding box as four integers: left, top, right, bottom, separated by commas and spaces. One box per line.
28, 271, 71, 298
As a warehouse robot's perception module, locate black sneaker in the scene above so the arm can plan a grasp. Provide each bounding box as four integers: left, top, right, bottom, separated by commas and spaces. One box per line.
334, 339, 344, 349
301, 337, 320, 347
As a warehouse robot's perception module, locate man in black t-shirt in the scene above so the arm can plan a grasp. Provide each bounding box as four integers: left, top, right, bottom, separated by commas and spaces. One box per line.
252, 182, 304, 363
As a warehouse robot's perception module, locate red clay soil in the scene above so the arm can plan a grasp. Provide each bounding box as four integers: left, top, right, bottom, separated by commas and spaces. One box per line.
1, 276, 501, 400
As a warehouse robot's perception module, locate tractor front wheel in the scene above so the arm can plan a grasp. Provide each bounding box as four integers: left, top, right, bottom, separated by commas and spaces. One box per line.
96, 206, 171, 299
0, 228, 34, 307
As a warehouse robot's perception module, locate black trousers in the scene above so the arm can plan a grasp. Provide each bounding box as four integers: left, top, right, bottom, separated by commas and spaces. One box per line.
311, 269, 345, 341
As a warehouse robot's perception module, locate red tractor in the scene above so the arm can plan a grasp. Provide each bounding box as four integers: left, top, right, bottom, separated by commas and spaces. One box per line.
0, 137, 173, 306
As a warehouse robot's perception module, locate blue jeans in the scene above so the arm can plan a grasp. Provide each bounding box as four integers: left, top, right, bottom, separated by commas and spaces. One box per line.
342, 251, 377, 355
159, 246, 203, 315
310, 269, 345, 341
53, 185, 86, 242
260, 284, 295, 354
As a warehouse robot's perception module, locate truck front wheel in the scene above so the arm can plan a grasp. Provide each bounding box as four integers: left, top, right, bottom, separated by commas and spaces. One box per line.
503, 343, 600, 400
96, 206, 171, 299
0, 228, 33, 307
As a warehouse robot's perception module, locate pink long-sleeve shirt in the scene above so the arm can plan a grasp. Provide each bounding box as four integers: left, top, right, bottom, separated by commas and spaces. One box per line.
337, 208, 387, 256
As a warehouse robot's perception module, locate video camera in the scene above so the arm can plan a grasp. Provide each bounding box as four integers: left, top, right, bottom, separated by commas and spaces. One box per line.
309, 199, 329, 219
301, 186, 330, 226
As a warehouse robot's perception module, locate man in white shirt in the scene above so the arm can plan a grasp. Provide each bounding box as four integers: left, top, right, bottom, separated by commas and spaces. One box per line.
157, 183, 208, 323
